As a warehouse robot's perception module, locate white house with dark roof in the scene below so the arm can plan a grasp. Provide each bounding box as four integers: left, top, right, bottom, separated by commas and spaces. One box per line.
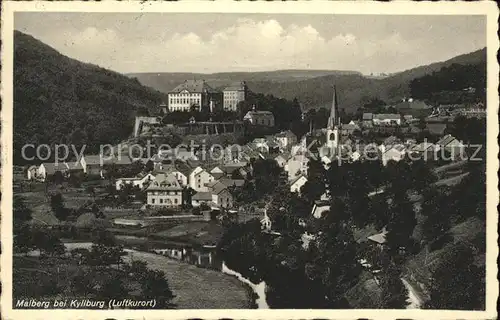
381, 144, 407, 166
372, 114, 402, 126
167, 80, 222, 112
191, 192, 213, 207
116, 173, 155, 191
285, 154, 309, 181
244, 110, 275, 127
275, 130, 298, 149
290, 174, 308, 194
36, 163, 70, 181
146, 173, 183, 207
210, 181, 234, 208
189, 166, 215, 192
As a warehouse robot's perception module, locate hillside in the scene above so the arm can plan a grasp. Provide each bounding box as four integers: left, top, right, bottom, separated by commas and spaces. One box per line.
130, 48, 486, 112
14, 31, 166, 163
128, 69, 361, 93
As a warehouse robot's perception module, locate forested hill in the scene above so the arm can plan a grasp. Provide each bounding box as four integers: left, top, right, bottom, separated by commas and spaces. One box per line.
14, 31, 166, 163
246, 48, 486, 111
128, 69, 362, 92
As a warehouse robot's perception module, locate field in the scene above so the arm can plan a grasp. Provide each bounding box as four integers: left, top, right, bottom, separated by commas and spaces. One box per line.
13, 247, 253, 309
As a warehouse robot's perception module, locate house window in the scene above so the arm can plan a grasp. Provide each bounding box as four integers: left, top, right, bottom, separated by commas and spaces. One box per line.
152, 198, 156, 204
160, 199, 163, 204
174, 198, 178, 204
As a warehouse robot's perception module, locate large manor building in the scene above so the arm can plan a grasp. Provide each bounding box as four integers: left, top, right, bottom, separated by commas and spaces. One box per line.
222, 81, 247, 111
167, 80, 222, 112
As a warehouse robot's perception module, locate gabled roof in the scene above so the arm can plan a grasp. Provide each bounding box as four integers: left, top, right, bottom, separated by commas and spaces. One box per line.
211, 172, 225, 180
218, 178, 245, 188
244, 110, 274, 117
436, 134, 458, 147
385, 144, 406, 153
41, 162, 69, 174
342, 123, 360, 131
210, 181, 229, 195
223, 81, 246, 92
411, 142, 436, 153
169, 80, 219, 94
192, 192, 213, 201
290, 174, 308, 186
373, 114, 401, 120
147, 172, 182, 191
84, 155, 104, 165
383, 136, 400, 146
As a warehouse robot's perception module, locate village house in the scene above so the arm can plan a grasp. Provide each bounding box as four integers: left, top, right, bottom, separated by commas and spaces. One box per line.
209, 166, 225, 180
410, 142, 439, 161
367, 228, 388, 249
243, 110, 275, 127
381, 144, 407, 166
154, 161, 192, 187
189, 166, 215, 192
36, 162, 70, 181
363, 113, 402, 126
274, 153, 291, 168
191, 192, 213, 208
217, 177, 245, 189
284, 154, 309, 181
274, 130, 298, 149
146, 173, 183, 207
158, 148, 199, 162
341, 121, 361, 136
115, 173, 155, 191
290, 174, 308, 194
209, 182, 234, 209
222, 81, 247, 111
26, 165, 38, 180
436, 134, 466, 159
311, 192, 331, 218
373, 114, 402, 126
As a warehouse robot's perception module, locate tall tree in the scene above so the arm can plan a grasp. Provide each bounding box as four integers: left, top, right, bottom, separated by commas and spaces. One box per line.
379, 262, 409, 309
385, 189, 417, 256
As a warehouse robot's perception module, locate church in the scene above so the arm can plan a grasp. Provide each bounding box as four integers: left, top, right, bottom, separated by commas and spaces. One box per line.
322, 85, 342, 159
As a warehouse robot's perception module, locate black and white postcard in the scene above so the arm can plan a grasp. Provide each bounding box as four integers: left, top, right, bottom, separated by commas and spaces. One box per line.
1, 1, 498, 319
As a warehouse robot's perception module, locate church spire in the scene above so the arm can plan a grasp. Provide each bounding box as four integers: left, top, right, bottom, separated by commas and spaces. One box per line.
327, 85, 340, 129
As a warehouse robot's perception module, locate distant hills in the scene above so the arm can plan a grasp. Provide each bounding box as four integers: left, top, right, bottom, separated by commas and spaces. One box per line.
130, 48, 486, 112
128, 69, 362, 91
14, 31, 166, 162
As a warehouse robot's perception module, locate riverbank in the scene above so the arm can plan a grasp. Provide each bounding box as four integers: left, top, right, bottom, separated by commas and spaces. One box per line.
61, 242, 253, 309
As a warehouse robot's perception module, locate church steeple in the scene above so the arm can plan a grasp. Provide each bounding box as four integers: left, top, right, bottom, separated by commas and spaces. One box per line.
327, 85, 340, 129
326, 85, 340, 154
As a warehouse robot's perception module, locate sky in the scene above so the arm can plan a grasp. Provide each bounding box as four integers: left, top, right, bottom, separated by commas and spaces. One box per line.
14, 13, 486, 75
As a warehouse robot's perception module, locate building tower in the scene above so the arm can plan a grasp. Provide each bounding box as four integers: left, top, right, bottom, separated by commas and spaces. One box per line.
326, 85, 341, 152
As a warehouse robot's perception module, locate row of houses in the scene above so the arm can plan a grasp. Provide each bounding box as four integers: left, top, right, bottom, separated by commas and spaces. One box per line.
27, 155, 134, 182
329, 134, 467, 166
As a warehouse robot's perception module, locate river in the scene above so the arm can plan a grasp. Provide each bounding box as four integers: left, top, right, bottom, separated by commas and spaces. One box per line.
221, 261, 269, 309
